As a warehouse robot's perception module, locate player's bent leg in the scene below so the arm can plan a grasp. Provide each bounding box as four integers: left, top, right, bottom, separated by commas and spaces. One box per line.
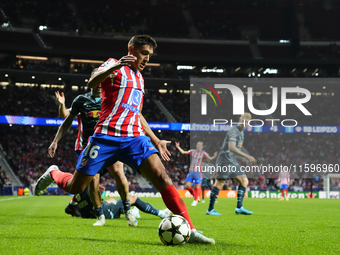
280, 189, 285, 200
138, 154, 172, 191
130, 195, 170, 219
234, 175, 252, 215
139, 154, 192, 223
139, 154, 215, 244
128, 196, 141, 219
185, 182, 195, 197
89, 174, 102, 208
36, 166, 94, 198
89, 174, 105, 226
194, 183, 202, 203
35, 165, 59, 196
191, 182, 200, 206
107, 162, 137, 227
206, 180, 224, 216
202, 185, 206, 203
64, 170, 95, 194
107, 162, 129, 201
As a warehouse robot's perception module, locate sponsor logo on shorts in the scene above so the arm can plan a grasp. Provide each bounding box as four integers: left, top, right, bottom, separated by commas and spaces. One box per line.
81, 157, 89, 167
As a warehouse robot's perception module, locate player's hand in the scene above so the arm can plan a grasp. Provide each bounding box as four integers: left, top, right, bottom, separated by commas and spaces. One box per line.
99, 184, 105, 194
55, 91, 65, 105
247, 156, 256, 163
213, 151, 218, 157
48, 142, 58, 158
157, 140, 171, 161
175, 142, 180, 148
117, 55, 137, 68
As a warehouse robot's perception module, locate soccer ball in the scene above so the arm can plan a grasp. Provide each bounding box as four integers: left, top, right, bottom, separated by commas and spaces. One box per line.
158, 215, 191, 246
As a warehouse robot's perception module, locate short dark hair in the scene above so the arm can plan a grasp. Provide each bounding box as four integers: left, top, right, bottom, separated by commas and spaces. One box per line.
91, 67, 98, 77
128, 34, 157, 49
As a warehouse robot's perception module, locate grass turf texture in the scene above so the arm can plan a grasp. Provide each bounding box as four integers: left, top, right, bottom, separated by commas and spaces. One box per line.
0, 196, 339, 255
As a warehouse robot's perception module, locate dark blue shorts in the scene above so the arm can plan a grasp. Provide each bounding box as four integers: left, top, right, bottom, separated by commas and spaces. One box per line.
103, 199, 124, 219
202, 178, 212, 187
76, 133, 159, 176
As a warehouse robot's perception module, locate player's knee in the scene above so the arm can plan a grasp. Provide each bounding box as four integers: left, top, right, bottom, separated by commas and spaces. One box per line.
159, 170, 172, 187
129, 196, 137, 204
215, 180, 224, 189
241, 179, 249, 187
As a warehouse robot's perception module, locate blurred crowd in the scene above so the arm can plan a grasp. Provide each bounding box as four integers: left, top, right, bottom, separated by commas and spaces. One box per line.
1, 122, 337, 192
0, 167, 11, 186
3, 0, 340, 41
2, 57, 340, 79
3, 85, 338, 125
0, 86, 167, 122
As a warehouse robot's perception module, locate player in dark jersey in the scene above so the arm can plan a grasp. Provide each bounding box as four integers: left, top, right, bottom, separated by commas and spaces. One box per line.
35, 35, 215, 244
201, 159, 214, 203
206, 113, 256, 216
65, 178, 171, 220
43, 80, 136, 227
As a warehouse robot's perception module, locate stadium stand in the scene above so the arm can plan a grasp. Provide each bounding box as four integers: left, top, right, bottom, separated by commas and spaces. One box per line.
1, 0, 339, 193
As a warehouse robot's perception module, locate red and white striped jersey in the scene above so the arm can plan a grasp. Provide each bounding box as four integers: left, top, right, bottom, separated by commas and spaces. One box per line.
94, 58, 145, 137
279, 171, 290, 185
188, 149, 209, 173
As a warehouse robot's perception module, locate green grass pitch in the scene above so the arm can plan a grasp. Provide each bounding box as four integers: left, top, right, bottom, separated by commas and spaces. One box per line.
0, 196, 339, 255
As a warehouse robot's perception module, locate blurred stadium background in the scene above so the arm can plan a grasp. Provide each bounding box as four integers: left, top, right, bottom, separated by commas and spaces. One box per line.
0, 0, 340, 198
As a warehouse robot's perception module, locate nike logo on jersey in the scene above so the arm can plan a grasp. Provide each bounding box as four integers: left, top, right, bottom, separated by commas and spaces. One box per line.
149, 147, 155, 150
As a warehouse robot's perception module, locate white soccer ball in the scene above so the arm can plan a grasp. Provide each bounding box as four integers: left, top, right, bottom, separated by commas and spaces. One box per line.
158, 215, 191, 246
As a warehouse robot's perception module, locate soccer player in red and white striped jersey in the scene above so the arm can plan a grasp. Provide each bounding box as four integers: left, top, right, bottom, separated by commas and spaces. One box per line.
176, 141, 217, 206
279, 168, 290, 201
36, 35, 215, 244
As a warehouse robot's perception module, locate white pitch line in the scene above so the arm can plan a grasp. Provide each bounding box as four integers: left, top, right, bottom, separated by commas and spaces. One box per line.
0, 196, 32, 202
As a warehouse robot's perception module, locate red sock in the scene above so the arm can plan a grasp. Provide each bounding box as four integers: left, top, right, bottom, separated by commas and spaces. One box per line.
281, 189, 284, 197
285, 189, 288, 197
50, 169, 73, 190
195, 187, 201, 201
187, 187, 195, 196
161, 185, 195, 230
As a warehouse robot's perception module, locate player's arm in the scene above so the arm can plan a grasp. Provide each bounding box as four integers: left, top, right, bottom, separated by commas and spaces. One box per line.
139, 110, 171, 161
55, 91, 70, 118
88, 174, 102, 209
206, 151, 218, 161
175, 142, 189, 155
228, 141, 256, 163
88, 55, 137, 89
48, 114, 77, 158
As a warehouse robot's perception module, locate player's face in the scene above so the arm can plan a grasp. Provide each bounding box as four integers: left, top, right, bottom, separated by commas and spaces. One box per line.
129, 44, 153, 72
92, 85, 102, 98
239, 116, 251, 130
196, 142, 203, 151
